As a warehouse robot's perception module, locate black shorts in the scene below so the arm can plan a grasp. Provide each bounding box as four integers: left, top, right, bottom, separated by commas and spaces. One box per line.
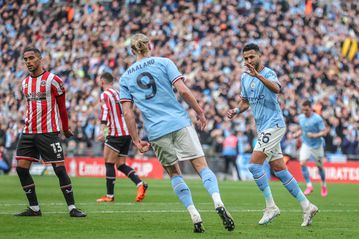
104, 135, 131, 156
16, 132, 65, 163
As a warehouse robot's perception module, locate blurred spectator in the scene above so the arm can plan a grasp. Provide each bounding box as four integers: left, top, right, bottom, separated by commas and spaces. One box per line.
0, 0, 358, 160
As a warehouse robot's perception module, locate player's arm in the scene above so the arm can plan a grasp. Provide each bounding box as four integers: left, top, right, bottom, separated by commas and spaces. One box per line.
307, 119, 329, 138
173, 78, 206, 130
97, 94, 109, 141
256, 74, 280, 93
227, 98, 250, 119
292, 128, 302, 139
55, 93, 72, 138
52, 76, 72, 138
245, 63, 280, 93
121, 101, 150, 153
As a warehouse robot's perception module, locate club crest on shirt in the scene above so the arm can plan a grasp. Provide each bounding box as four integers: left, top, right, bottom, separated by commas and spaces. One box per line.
250, 82, 255, 89
40, 80, 47, 86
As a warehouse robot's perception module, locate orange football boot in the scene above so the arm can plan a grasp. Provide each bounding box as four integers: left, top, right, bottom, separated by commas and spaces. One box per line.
136, 183, 148, 202
96, 196, 114, 202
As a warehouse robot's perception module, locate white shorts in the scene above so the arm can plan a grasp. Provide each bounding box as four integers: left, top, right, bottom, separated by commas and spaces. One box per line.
299, 144, 324, 166
253, 127, 286, 162
150, 125, 205, 166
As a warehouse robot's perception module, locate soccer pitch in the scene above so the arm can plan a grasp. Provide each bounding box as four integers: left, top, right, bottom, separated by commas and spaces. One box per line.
0, 176, 358, 239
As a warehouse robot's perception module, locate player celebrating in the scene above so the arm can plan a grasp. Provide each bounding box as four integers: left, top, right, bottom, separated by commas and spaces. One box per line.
227, 43, 318, 226
119, 33, 234, 233
15, 47, 86, 217
292, 100, 328, 197
96, 72, 148, 203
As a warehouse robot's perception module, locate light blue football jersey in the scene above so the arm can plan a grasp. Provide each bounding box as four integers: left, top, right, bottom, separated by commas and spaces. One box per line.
298, 113, 325, 148
240, 67, 285, 132
119, 57, 191, 141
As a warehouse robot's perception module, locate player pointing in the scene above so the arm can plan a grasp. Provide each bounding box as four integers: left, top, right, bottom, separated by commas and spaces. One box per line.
227, 43, 318, 226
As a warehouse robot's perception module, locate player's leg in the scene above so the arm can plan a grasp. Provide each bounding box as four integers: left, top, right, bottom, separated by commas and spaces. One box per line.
115, 136, 147, 202
97, 144, 116, 202
299, 144, 313, 195
151, 133, 204, 233
314, 146, 327, 197
191, 157, 235, 231
174, 126, 234, 231
38, 133, 86, 217
15, 134, 41, 216
232, 156, 241, 180
270, 158, 318, 226
248, 150, 280, 224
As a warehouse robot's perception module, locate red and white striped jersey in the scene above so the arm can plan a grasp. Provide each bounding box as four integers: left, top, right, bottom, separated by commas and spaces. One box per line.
100, 88, 129, 136
22, 71, 65, 134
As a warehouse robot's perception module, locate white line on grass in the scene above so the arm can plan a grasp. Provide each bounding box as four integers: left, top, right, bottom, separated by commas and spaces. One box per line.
1, 209, 358, 215
0, 202, 214, 206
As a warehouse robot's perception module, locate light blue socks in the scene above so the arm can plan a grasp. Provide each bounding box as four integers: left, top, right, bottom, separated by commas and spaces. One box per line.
301, 165, 311, 186
171, 175, 193, 208
199, 167, 224, 208
274, 169, 310, 209
248, 164, 275, 207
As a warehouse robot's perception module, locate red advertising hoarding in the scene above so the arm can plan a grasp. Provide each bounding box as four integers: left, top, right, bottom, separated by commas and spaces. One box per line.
286, 160, 359, 183
65, 157, 163, 179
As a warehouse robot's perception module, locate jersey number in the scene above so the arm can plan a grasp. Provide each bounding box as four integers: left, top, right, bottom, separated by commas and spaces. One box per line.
136, 72, 157, 100
259, 132, 272, 144
50, 142, 63, 153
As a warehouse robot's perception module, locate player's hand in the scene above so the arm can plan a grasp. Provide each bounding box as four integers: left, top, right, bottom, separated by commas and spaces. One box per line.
96, 133, 105, 142
307, 132, 316, 138
134, 140, 151, 153
63, 129, 74, 138
226, 109, 237, 120
197, 112, 207, 131
245, 63, 259, 77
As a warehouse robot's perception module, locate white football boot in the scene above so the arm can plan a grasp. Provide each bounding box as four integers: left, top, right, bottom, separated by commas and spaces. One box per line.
258, 205, 280, 225
301, 203, 319, 227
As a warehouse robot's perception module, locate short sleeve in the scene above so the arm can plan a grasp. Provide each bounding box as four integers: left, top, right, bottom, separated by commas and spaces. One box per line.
265, 70, 281, 87
240, 75, 248, 100
166, 58, 183, 84
51, 75, 65, 97
100, 93, 109, 124
119, 77, 133, 103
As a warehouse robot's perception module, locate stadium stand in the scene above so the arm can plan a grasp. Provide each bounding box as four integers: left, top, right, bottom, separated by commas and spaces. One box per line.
0, 0, 358, 173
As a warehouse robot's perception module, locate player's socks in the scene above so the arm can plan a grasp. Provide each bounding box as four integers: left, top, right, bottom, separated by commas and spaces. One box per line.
274, 169, 310, 209
301, 165, 312, 187
318, 166, 326, 186
105, 163, 116, 195
53, 166, 75, 206
187, 205, 202, 223
199, 167, 224, 208
118, 164, 142, 185
68, 204, 76, 212
171, 175, 194, 208
30, 205, 40, 212
248, 164, 275, 207
16, 167, 39, 207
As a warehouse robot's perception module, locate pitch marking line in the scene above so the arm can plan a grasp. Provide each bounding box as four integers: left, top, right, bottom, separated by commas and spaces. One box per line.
1, 209, 358, 215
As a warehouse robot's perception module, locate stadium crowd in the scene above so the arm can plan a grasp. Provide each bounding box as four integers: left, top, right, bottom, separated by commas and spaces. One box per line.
0, 0, 358, 171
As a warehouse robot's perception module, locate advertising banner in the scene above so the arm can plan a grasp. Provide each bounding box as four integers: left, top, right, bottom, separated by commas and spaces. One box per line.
286, 160, 359, 183
65, 157, 163, 179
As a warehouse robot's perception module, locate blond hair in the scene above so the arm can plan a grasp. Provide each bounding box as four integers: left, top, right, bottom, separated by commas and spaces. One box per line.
130, 33, 150, 56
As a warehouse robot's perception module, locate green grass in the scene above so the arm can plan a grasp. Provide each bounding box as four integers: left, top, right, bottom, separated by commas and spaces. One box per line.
0, 176, 358, 239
